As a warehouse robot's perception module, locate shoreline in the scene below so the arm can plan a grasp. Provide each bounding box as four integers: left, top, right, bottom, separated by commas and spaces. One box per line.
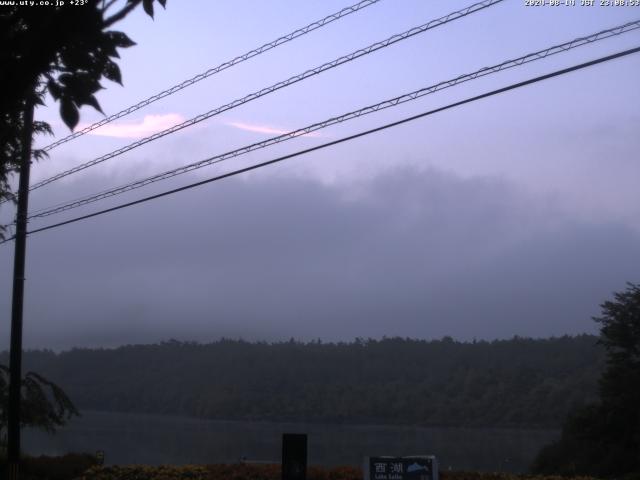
69, 409, 563, 432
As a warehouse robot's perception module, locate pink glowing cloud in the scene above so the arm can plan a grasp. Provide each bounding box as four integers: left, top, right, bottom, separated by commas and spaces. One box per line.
227, 121, 321, 137
78, 114, 185, 139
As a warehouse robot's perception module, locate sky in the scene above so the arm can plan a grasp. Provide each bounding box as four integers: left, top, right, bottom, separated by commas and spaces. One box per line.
1, 0, 639, 350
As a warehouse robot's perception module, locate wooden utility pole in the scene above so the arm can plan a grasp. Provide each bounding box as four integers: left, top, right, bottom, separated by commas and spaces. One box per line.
7, 94, 35, 480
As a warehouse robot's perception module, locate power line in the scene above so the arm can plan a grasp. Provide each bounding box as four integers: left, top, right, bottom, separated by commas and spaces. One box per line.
27, 0, 503, 193
41, 0, 384, 152
16, 45, 639, 240
2, 45, 637, 245
27, 19, 640, 220
0, 224, 15, 245
0, 235, 16, 245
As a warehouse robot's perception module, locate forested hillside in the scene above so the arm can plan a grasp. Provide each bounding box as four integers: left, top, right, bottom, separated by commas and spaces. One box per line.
1, 336, 603, 428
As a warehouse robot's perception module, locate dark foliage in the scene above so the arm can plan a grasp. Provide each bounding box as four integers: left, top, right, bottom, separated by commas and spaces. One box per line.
0, 335, 603, 429
0, 453, 97, 480
0, 365, 79, 440
532, 283, 640, 478
0, 0, 166, 233
64, 464, 602, 480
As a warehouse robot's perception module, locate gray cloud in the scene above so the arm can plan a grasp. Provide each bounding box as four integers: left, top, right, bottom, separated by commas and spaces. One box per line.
1, 165, 638, 351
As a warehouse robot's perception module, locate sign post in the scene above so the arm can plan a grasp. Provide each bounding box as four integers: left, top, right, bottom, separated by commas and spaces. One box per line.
282, 433, 307, 480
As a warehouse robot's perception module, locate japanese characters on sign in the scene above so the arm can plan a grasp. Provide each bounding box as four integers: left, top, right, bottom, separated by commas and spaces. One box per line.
364, 456, 438, 480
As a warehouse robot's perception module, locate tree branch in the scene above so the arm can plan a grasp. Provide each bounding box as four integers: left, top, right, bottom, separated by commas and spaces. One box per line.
101, 0, 120, 14
103, 0, 142, 28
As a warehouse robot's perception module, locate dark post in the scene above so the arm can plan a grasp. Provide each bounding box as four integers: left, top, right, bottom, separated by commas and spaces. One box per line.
282, 433, 307, 480
7, 94, 35, 480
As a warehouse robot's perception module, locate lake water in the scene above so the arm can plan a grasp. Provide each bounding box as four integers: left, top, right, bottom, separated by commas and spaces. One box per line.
23, 411, 559, 473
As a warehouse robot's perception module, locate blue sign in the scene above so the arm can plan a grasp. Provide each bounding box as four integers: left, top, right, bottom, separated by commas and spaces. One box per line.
364, 456, 438, 480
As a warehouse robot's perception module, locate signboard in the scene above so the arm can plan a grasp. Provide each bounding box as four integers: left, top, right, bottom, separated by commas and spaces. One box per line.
95, 450, 105, 466
364, 456, 438, 480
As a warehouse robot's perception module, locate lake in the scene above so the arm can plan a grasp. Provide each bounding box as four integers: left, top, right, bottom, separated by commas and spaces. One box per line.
23, 411, 559, 473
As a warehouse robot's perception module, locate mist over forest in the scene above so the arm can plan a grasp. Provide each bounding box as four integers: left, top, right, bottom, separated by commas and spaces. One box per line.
1, 335, 603, 429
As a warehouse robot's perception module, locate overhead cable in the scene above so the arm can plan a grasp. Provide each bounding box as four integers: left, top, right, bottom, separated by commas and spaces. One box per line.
27, 0, 504, 193
27, 19, 640, 220
41, 0, 384, 152
12, 45, 638, 240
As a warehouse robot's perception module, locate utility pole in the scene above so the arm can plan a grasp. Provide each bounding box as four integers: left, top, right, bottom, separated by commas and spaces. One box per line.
7, 93, 35, 480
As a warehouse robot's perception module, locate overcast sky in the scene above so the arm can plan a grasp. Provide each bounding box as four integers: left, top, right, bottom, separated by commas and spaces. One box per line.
1, 0, 639, 350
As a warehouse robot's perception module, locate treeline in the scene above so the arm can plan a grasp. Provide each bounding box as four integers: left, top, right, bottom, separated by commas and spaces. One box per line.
1, 335, 603, 428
